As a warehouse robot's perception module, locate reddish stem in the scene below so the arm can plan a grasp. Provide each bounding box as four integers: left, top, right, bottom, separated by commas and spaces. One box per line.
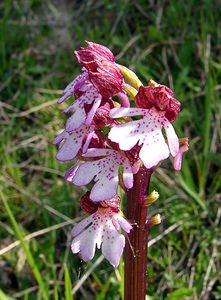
124, 166, 152, 300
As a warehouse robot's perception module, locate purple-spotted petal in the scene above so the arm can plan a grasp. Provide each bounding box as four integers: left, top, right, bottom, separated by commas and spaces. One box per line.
72, 149, 133, 201
72, 161, 99, 186
83, 148, 112, 157
71, 215, 93, 237
65, 84, 102, 132
102, 230, 125, 268
54, 125, 94, 161
90, 174, 119, 201
52, 130, 66, 145
66, 105, 86, 132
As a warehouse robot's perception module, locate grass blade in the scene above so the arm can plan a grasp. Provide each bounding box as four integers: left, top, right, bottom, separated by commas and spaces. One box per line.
64, 264, 73, 300
0, 290, 16, 300
0, 190, 48, 300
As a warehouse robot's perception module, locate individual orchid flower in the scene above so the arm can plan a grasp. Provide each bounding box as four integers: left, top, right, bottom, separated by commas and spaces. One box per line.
108, 107, 179, 169
52, 124, 95, 161
63, 82, 102, 131
71, 195, 132, 268
68, 148, 133, 201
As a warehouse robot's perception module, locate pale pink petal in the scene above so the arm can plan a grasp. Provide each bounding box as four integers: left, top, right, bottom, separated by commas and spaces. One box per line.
132, 160, 140, 174
66, 106, 86, 132
54, 125, 95, 161
123, 161, 134, 189
56, 131, 84, 161
71, 215, 93, 236
113, 214, 133, 233
138, 116, 170, 168
173, 139, 189, 171
65, 86, 102, 131
79, 232, 97, 261
71, 237, 80, 253
62, 100, 78, 114
108, 122, 140, 150
139, 136, 169, 168
74, 71, 89, 92
72, 161, 99, 186
102, 231, 125, 268
111, 218, 120, 231
83, 148, 112, 157
73, 157, 119, 201
72, 149, 133, 201
79, 81, 92, 92
164, 121, 179, 157
58, 72, 88, 104
173, 152, 182, 171
64, 162, 81, 182
80, 85, 103, 106
85, 96, 102, 126
90, 176, 119, 201
82, 130, 94, 153
110, 107, 145, 118
52, 130, 66, 145
71, 230, 97, 261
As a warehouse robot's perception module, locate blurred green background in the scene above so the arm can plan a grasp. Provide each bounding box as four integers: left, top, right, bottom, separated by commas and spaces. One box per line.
0, 0, 221, 299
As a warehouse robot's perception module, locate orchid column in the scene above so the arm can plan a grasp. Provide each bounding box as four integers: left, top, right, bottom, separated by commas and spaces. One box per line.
53, 41, 188, 300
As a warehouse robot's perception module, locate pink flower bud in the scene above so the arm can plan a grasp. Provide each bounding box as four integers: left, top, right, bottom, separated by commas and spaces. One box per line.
76, 41, 115, 64
80, 192, 121, 215
80, 192, 100, 214
74, 41, 123, 97
93, 100, 114, 128
135, 83, 181, 122
101, 195, 120, 213
86, 130, 106, 149
135, 86, 155, 109
165, 98, 181, 123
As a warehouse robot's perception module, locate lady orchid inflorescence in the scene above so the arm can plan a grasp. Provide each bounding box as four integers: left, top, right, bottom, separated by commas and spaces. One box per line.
53, 41, 188, 268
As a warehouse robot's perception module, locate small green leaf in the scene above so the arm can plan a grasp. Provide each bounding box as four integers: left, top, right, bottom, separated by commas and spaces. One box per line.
167, 288, 194, 300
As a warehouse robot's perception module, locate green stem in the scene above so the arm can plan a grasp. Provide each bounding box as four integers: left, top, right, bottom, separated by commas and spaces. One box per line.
124, 167, 152, 300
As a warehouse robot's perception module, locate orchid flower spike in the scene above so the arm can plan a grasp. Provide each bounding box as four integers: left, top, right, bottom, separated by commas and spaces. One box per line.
53, 41, 188, 268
